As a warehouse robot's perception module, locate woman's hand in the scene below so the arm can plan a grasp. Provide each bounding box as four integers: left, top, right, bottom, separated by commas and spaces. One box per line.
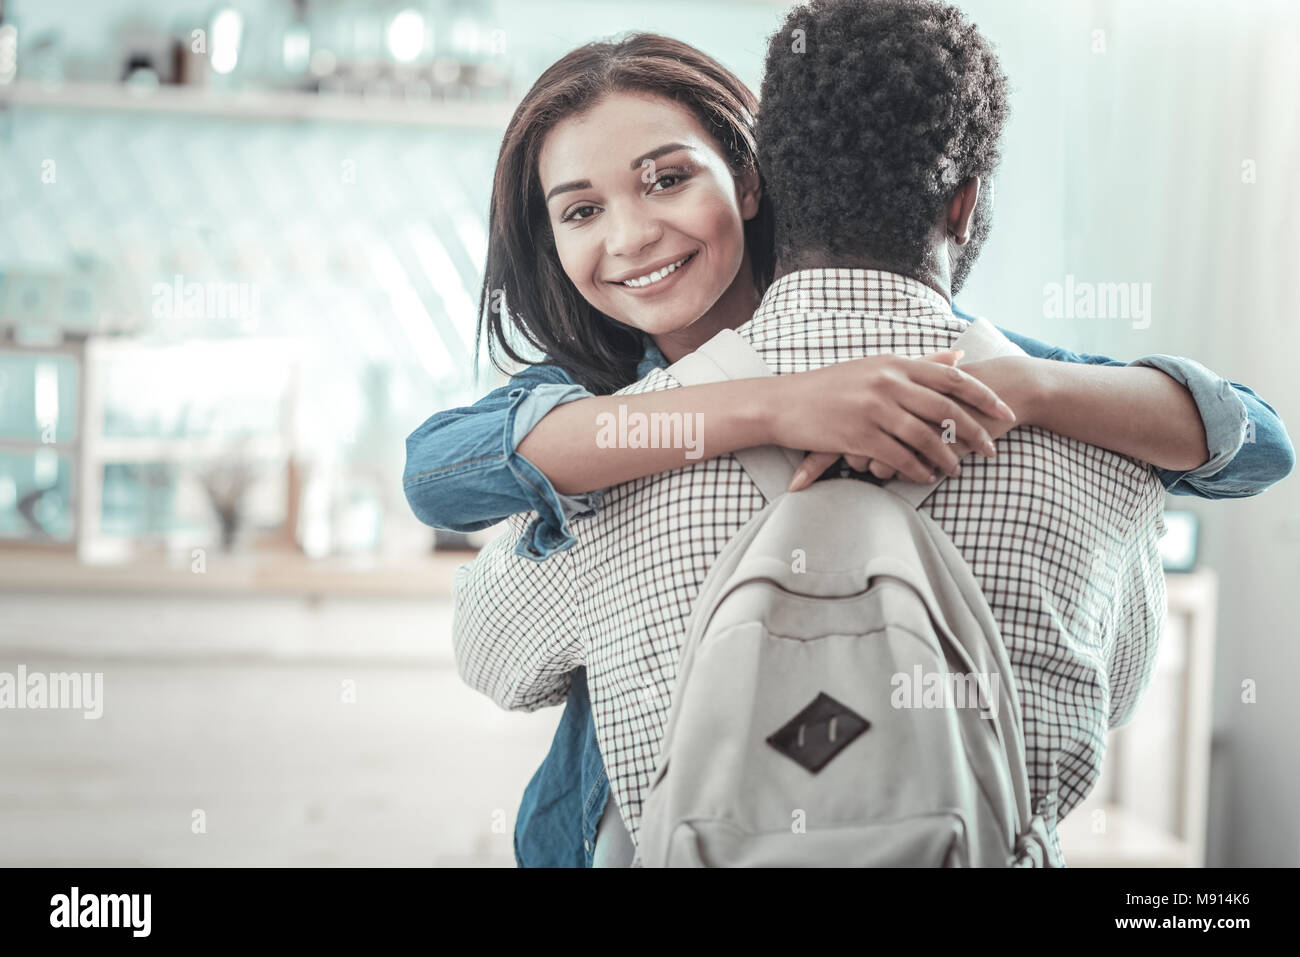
793, 355, 1040, 488
770, 350, 1019, 489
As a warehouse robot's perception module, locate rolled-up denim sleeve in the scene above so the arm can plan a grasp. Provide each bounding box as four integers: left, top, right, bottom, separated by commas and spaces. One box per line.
986, 319, 1295, 499
505, 382, 606, 559
402, 366, 607, 561
1148, 375, 1294, 497
1124, 355, 1245, 482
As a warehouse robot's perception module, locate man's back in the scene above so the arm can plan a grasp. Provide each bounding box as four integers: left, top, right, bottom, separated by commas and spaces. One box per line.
454, 269, 1168, 863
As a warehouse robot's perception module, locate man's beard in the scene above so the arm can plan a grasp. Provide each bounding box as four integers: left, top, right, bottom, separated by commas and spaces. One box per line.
950, 184, 994, 295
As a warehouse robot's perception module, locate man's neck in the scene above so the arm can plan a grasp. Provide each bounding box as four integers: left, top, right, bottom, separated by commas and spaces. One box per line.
774, 250, 953, 303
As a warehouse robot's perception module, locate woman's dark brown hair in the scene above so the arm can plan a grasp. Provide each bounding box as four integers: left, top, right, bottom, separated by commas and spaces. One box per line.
474, 33, 775, 394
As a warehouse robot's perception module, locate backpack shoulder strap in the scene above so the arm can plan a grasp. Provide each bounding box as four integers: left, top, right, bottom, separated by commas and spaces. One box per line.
666, 329, 804, 503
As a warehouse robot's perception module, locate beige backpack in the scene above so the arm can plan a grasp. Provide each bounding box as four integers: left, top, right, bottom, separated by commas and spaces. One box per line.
634, 323, 1061, 868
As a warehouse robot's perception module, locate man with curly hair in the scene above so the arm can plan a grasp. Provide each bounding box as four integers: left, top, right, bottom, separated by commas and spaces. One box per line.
758, 0, 1009, 300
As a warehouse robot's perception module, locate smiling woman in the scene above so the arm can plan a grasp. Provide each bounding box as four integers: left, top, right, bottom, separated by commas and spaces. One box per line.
473, 34, 777, 396
536, 93, 761, 359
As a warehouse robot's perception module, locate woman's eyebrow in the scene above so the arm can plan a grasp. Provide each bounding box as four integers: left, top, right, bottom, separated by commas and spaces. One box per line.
543, 144, 697, 203
630, 143, 696, 170
544, 179, 591, 203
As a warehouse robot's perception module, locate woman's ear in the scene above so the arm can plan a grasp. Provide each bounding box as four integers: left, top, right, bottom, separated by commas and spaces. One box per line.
737, 166, 762, 221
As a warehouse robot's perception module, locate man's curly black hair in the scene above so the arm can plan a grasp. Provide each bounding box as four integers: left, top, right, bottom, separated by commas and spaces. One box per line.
758, 0, 1011, 292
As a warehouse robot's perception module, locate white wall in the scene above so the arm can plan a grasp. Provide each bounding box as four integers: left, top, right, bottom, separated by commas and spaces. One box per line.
951, 0, 1300, 866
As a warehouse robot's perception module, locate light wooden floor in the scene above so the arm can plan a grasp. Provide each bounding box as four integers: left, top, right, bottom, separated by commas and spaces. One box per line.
0, 654, 563, 866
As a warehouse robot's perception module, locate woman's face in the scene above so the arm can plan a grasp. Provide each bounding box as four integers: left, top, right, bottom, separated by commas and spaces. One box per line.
537, 90, 760, 338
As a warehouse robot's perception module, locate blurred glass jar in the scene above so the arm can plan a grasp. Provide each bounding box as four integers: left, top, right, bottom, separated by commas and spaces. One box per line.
171, 32, 209, 86
22, 29, 65, 87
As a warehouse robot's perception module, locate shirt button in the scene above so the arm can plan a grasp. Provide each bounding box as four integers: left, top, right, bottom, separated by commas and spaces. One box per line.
584, 839, 591, 852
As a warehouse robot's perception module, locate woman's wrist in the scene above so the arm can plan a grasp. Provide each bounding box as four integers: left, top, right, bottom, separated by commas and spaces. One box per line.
754, 373, 795, 447
1008, 356, 1050, 428
950, 355, 1044, 429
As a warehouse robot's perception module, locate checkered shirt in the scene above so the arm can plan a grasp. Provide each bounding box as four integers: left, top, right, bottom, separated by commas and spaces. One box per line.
452, 268, 1169, 863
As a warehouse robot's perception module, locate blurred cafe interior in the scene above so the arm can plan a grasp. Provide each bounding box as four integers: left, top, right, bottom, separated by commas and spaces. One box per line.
0, 0, 1297, 867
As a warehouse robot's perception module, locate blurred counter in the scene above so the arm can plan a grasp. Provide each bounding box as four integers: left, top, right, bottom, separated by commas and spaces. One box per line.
0, 547, 472, 600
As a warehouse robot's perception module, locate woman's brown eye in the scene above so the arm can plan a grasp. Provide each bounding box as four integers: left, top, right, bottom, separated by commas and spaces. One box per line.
565, 205, 597, 222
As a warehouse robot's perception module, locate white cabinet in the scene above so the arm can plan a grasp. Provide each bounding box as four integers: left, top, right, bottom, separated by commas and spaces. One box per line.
1058, 569, 1218, 866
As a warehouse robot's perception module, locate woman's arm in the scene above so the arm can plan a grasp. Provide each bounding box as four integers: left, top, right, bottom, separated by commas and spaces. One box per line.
518, 352, 1013, 495
990, 324, 1295, 497
791, 318, 1295, 494
405, 352, 1016, 559
972, 355, 1208, 468
939, 304, 1291, 496
802, 354, 1214, 491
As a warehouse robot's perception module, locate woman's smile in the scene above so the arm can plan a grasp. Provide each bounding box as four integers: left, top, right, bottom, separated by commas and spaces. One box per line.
607, 251, 698, 295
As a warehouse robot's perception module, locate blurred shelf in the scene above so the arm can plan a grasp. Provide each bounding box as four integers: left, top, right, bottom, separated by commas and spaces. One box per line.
0, 544, 477, 599
0, 80, 517, 129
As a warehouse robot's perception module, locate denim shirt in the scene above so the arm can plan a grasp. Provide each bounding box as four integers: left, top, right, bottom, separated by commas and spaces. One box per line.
405, 308, 1295, 867
511, 665, 608, 867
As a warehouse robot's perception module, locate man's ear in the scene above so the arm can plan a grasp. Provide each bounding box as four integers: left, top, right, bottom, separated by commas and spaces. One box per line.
737, 166, 762, 221
946, 176, 981, 246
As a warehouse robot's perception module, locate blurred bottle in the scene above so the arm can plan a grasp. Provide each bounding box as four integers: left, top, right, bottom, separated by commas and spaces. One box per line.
0, 8, 18, 87
296, 458, 333, 558
282, 0, 312, 83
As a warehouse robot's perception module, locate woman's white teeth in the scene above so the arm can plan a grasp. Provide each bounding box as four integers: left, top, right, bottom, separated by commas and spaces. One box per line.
622, 254, 691, 287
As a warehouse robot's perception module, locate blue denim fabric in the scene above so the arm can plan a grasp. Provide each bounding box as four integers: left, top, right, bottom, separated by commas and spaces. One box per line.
402, 362, 604, 561
403, 344, 669, 560
512, 666, 607, 867
406, 311, 1294, 868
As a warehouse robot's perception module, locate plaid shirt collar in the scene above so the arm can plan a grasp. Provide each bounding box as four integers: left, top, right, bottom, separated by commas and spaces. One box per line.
748, 267, 956, 327
640, 269, 956, 377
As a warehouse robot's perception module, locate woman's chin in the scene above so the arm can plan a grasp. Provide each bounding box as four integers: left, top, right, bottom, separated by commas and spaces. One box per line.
620, 298, 712, 337
607, 309, 694, 338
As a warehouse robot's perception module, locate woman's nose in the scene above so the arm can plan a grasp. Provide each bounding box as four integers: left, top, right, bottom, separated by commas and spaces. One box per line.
604, 208, 663, 258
